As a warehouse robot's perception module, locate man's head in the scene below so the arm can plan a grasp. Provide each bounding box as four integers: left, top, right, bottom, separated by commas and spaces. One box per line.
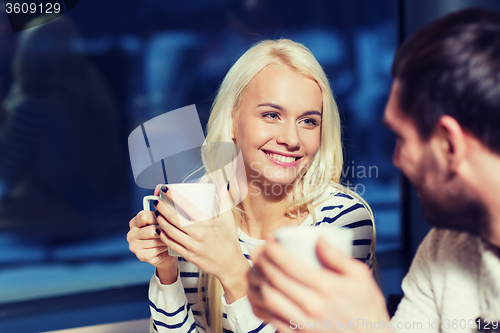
384, 8, 500, 240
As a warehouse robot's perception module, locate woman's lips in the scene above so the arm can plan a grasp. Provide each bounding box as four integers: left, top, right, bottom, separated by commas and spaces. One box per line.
262, 150, 302, 167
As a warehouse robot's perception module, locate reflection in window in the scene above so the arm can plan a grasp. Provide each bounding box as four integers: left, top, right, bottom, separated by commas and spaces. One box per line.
0, 0, 399, 314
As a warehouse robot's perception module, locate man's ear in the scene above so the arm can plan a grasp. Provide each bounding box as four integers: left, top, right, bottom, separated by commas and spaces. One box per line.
435, 115, 466, 171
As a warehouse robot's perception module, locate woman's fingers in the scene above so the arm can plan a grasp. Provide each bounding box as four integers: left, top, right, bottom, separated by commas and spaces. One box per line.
154, 184, 163, 196
129, 210, 157, 229
154, 199, 193, 232
133, 224, 161, 239
134, 246, 169, 263
157, 228, 189, 257
127, 222, 159, 246
163, 186, 208, 223
128, 229, 175, 268
136, 238, 165, 249
156, 213, 192, 250
128, 225, 163, 251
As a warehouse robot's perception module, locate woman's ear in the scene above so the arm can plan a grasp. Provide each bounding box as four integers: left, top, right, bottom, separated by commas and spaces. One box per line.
231, 110, 238, 143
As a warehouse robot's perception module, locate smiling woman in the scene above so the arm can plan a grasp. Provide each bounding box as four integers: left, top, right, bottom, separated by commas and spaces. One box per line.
126, 39, 375, 333
233, 64, 322, 189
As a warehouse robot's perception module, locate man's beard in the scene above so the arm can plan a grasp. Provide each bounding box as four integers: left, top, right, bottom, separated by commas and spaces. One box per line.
419, 182, 490, 239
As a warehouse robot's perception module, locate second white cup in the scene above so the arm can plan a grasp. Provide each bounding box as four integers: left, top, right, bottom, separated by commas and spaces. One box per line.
274, 226, 353, 269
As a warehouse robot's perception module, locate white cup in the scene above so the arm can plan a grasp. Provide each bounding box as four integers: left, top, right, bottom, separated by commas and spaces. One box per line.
274, 226, 353, 269
143, 183, 216, 256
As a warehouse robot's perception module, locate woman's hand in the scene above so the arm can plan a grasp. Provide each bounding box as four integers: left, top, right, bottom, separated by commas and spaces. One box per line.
247, 237, 391, 333
155, 183, 250, 303
127, 184, 178, 285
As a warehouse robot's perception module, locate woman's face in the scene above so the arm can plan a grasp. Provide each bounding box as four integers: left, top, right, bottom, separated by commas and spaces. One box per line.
232, 64, 322, 188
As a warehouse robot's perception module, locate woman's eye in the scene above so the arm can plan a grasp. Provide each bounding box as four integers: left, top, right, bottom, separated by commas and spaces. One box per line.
263, 112, 279, 120
301, 118, 318, 126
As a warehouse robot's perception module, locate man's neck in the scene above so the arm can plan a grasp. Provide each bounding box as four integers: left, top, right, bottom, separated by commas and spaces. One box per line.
469, 148, 500, 247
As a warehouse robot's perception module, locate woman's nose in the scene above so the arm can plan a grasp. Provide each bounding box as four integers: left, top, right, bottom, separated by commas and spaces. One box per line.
276, 123, 301, 150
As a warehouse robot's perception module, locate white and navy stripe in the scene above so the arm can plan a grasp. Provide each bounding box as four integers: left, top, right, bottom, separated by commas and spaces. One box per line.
149, 186, 373, 332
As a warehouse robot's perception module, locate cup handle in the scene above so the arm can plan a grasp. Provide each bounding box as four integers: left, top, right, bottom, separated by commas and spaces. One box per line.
143, 194, 181, 257
143, 195, 161, 211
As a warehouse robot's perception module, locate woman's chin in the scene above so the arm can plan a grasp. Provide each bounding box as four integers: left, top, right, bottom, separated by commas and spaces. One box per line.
250, 178, 296, 192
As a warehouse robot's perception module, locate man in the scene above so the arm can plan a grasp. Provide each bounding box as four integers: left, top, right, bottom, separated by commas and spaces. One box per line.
246, 8, 500, 333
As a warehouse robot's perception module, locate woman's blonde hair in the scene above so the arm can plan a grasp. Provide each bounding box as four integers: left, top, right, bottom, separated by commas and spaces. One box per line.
197, 39, 376, 333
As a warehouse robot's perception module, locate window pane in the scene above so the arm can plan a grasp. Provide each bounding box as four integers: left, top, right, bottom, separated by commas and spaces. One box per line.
0, 0, 399, 312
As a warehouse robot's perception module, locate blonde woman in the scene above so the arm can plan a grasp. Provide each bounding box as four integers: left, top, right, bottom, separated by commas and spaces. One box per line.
127, 39, 375, 333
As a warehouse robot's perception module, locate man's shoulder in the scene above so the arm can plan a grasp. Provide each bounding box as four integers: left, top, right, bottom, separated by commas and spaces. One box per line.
425, 228, 473, 244
417, 228, 481, 266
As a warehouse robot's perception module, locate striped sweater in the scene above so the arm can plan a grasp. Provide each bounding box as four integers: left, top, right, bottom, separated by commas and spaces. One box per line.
149, 186, 374, 333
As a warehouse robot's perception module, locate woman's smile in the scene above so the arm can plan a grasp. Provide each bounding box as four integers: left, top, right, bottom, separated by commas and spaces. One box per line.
262, 149, 303, 167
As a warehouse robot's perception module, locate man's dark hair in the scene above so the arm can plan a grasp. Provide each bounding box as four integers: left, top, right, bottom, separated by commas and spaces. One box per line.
392, 8, 500, 154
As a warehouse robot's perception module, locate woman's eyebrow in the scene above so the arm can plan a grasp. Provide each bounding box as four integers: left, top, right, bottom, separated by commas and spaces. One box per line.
257, 103, 285, 112
257, 103, 322, 117
301, 110, 322, 117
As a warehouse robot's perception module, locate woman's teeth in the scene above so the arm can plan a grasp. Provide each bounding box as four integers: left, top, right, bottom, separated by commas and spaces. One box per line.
266, 153, 298, 164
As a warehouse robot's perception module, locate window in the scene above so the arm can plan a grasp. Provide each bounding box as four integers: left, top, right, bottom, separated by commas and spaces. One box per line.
0, 1, 399, 330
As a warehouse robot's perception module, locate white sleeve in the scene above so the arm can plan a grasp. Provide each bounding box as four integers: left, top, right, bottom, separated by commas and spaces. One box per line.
221, 295, 276, 333
390, 229, 440, 333
148, 263, 206, 333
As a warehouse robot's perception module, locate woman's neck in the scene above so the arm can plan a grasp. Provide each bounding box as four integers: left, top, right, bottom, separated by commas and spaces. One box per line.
238, 184, 307, 239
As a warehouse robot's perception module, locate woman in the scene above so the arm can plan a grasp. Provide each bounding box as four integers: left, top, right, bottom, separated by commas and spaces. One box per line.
127, 39, 375, 333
